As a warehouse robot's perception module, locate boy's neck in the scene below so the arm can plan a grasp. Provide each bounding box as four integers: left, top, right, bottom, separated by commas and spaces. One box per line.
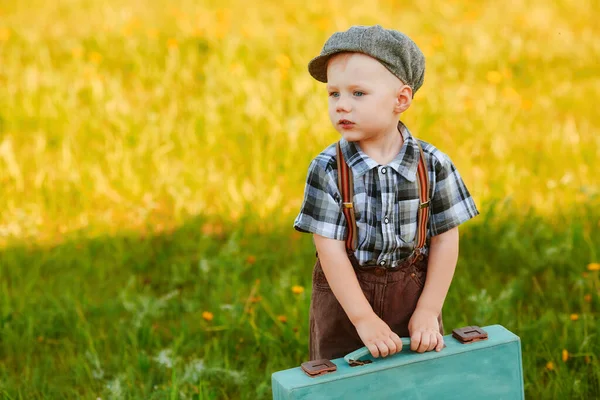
356, 125, 404, 166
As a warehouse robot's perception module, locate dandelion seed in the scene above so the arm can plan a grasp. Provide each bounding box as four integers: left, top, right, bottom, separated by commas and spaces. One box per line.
277, 315, 287, 323
246, 255, 256, 265
486, 70, 502, 84
292, 285, 304, 294
154, 349, 176, 368
546, 361, 555, 371
584, 294, 592, 303
570, 313, 579, 321
202, 311, 213, 321
562, 349, 569, 362
587, 263, 600, 271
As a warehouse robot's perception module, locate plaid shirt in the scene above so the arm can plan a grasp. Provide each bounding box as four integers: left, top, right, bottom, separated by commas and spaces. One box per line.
293, 123, 479, 266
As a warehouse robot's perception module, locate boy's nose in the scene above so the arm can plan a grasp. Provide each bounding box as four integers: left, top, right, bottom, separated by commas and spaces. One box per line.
336, 97, 352, 112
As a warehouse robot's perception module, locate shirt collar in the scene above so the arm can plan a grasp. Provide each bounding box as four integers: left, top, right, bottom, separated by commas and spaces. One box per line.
339, 121, 419, 182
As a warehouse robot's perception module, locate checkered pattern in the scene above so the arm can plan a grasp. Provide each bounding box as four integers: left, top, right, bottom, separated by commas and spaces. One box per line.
293, 124, 479, 265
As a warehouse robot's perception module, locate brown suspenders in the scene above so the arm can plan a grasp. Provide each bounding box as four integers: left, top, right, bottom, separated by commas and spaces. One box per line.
335, 139, 430, 262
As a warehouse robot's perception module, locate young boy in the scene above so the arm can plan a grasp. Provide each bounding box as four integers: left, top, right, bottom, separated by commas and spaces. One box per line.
293, 25, 479, 361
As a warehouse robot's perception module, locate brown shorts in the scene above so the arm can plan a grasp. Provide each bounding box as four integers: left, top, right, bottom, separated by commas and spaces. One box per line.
309, 251, 444, 361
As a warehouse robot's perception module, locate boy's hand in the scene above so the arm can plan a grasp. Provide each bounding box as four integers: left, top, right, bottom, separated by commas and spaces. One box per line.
354, 314, 404, 358
408, 308, 444, 353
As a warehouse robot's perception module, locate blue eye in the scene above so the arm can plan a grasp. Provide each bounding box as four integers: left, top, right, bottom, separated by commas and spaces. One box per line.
328, 91, 365, 97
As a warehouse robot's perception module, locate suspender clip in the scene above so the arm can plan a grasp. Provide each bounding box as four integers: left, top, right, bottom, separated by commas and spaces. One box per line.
419, 200, 430, 209
343, 202, 354, 209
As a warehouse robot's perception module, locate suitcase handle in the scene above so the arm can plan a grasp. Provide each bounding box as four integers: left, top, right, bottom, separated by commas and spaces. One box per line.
344, 338, 412, 366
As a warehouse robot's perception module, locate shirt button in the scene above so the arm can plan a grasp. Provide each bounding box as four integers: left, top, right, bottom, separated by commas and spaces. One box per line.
384, 217, 389, 224
381, 168, 387, 174
379, 260, 386, 266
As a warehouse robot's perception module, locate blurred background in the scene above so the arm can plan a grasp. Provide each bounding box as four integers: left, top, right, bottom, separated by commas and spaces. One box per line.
0, 0, 598, 398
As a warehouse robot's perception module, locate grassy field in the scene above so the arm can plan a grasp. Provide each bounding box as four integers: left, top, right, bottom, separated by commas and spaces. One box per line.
0, 0, 599, 398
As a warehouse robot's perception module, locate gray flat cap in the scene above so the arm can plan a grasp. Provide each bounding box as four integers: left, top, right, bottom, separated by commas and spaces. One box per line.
308, 25, 425, 94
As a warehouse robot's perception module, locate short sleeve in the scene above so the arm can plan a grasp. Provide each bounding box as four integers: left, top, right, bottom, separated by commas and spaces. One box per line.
429, 153, 480, 237
293, 159, 346, 240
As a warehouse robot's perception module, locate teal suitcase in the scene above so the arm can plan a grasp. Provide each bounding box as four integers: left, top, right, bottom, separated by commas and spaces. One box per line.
272, 325, 524, 399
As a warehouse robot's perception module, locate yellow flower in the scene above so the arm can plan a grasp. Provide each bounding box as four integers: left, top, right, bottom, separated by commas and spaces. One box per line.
250, 296, 262, 303
570, 313, 579, 321
546, 361, 555, 371
486, 70, 503, 84
88, 51, 102, 64
277, 315, 287, 323
587, 263, 600, 271
0, 27, 10, 42
521, 99, 533, 111
71, 47, 83, 59
584, 294, 592, 303
562, 349, 569, 362
585, 356, 591, 364
292, 285, 304, 294
246, 255, 256, 265
167, 38, 178, 49
202, 311, 214, 321
275, 54, 291, 70
146, 29, 158, 39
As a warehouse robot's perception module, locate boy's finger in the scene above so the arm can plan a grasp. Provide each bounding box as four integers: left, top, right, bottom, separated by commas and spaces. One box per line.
427, 332, 437, 352
376, 341, 389, 357
417, 333, 430, 353
435, 333, 444, 352
367, 343, 380, 358
410, 332, 422, 351
384, 337, 397, 355
390, 332, 403, 353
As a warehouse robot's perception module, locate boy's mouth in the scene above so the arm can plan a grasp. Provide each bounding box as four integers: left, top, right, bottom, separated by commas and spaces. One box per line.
338, 119, 354, 125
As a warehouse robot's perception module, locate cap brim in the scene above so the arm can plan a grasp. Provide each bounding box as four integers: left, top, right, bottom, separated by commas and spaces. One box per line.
308, 53, 337, 83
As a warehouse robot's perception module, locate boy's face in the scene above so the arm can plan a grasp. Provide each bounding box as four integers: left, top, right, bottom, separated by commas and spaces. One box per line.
326, 52, 410, 144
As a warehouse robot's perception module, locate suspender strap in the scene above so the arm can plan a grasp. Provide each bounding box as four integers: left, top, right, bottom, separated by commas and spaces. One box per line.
414, 141, 430, 252
336, 142, 359, 252
336, 139, 430, 256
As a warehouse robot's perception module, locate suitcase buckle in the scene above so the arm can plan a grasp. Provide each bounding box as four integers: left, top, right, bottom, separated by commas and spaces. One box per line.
452, 326, 488, 344
301, 359, 337, 377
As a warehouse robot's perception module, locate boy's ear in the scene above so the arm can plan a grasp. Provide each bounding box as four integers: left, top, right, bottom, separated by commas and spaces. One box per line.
394, 84, 413, 113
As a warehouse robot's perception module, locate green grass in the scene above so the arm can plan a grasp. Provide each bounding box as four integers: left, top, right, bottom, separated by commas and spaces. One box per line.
1, 201, 599, 399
